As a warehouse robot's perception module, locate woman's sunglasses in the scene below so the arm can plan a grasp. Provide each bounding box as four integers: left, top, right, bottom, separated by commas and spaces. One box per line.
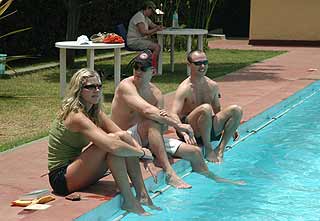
83, 84, 102, 90
191, 60, 208, 66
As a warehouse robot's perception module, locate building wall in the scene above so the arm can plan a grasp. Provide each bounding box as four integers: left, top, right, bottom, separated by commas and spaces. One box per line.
250, 0, 320, 43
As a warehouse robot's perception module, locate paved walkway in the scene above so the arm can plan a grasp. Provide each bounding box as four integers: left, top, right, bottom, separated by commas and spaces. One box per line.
1, 40, 320, 221
5, 51, 135, 76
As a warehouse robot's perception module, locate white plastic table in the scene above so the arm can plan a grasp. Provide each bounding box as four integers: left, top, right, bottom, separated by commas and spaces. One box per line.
157, 28, 208, 75
55, 41, 124, 97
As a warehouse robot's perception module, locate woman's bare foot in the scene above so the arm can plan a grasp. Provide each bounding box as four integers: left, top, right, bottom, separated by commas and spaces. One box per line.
166, 173, 192, 189
211, 148, 224, 164
140, 198, 162, 211
122, 201, 151, 216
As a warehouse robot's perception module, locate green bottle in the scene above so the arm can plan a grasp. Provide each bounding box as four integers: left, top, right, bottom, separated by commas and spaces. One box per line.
172, 11, 179, 28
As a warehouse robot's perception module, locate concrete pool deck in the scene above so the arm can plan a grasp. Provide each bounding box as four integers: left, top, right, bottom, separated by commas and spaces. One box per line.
1, 39, 320, 221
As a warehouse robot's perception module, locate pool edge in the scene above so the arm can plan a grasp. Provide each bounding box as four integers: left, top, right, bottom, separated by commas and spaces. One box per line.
76, 80, 320, 221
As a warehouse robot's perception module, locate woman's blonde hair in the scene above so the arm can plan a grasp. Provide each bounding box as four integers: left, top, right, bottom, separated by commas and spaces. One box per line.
58, 68, 103, 125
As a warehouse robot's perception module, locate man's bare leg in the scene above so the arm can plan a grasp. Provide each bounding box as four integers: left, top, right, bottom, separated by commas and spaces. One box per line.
197, 109, 219, 163
125, 157, 161, 210
187, 104, 219, 163
213, 105, 243, 163
140, 120, 191, 189
173, 142, 207, 171
174, 143, 245, 185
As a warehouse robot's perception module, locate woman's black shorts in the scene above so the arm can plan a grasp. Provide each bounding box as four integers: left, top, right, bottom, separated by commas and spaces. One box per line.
49, 164, 70, 196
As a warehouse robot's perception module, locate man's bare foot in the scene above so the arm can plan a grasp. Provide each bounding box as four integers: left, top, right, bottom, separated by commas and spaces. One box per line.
122, 202, 151, 216
166, 173, 192, 189
205, 148, 220, 164
234, 180, 246, 185
214, 176, 246, 186
199, 170, 246, 186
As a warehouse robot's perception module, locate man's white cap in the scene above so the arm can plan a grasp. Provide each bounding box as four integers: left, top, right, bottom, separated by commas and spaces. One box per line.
76, 35, 90, 45
155, 9, 164, 15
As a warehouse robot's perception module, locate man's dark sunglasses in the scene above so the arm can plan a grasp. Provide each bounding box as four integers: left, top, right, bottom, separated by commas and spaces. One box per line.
191, 60, 208, 66
83, 84, 102, 90
134, 63, 152, 72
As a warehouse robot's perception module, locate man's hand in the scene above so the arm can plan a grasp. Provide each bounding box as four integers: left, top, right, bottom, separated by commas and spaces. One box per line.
139, 147, 158, 183
177, 123, 193, 134
177, 123, 197, 145
157, 25, 164, 31
159, 109, 168, 117
143, 160, 158, 183
180, 131, 197, 145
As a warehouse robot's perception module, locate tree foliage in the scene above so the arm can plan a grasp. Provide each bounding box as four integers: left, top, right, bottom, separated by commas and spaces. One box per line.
0, 0, 225, 59
0, 0, 31, 74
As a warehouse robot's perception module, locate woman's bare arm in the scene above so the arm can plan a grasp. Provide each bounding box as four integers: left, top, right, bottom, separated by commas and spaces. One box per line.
64, 111, 145, 158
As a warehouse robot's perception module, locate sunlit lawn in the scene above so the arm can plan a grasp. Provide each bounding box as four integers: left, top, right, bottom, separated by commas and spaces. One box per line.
0, 49, 284, 152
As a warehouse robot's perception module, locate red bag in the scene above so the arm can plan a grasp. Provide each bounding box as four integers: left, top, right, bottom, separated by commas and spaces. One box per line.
103, 33, 124, 43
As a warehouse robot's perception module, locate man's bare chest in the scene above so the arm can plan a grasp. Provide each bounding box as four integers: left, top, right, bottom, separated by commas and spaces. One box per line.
188, 87, 212, 106
139, 90, 158, 106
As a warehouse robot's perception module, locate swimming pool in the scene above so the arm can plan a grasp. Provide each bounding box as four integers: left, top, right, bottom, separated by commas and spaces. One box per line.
77, 81, 320, 221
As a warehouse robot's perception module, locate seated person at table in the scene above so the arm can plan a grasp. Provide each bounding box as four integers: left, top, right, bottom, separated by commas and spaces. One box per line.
171, 50, 243, 164
111, 50, 245, 187
48, 68, 160, 215
127, 1, 163, 73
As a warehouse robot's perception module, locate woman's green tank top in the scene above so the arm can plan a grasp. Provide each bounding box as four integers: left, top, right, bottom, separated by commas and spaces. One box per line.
48, 119, 90, 171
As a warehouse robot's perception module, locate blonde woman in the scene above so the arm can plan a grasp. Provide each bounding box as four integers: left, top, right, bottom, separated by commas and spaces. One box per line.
48, 68, 159, 215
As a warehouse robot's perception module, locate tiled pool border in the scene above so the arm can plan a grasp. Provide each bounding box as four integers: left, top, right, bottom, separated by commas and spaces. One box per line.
76, 80, 320, 221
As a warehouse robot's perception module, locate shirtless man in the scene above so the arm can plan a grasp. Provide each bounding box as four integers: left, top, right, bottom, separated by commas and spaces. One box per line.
111, 50, 245, 188
172, 50, 243, 164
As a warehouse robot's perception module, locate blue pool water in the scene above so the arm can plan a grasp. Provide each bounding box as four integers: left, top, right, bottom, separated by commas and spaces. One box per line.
119, 82, 320, 221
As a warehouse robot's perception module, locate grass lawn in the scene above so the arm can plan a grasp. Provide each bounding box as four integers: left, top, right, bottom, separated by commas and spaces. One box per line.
0, 49, 284, 152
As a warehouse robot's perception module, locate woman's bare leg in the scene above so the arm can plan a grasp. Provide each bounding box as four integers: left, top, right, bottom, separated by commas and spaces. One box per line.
65, 145, 149, 215
65, 145, 110, 192
125, 157, 161, 210
107, 155, 150, 215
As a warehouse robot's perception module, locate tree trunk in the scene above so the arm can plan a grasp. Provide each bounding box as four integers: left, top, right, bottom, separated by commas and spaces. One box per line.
65, 0, 81, 68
